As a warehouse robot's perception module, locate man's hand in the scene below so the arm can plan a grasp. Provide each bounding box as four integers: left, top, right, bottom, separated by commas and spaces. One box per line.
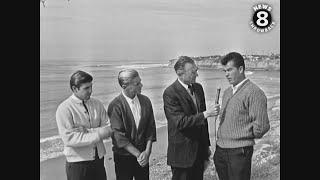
97, 126, 113, 140
137, 150, 150, 167
204, 104, 220, 118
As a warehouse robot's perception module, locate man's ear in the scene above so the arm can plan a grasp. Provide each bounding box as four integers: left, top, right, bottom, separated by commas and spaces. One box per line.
71, 86, 78, 92
239, 66, 244, 74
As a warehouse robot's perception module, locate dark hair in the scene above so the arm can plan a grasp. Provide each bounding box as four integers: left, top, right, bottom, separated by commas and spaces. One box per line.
69, 70, 93, 91
174, 56, 195, 76
220, 52, 245, 70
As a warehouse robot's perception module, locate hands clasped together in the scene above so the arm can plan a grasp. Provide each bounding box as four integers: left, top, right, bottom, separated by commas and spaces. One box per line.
137, 150, 150, 167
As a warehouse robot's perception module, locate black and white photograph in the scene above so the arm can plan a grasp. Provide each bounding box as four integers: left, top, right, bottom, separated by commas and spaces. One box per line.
40, 0, 280, 179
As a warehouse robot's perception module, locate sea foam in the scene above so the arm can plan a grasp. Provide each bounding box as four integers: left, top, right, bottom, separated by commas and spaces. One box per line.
116, 63, 168, 69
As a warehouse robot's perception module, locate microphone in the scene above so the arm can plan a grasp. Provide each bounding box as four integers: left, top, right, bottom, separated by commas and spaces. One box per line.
213, 87, 221, 180
215, 87, 221, 105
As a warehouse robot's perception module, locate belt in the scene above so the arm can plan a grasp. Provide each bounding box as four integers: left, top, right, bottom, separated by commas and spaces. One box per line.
216, 145, 252, 151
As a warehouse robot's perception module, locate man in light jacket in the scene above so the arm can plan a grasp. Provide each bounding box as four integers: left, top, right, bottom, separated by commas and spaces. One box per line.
56, 70, 113, 180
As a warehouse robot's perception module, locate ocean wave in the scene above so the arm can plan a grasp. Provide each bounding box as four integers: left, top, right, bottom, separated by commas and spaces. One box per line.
267, 94, 280, 99
85, 63, 114, 67
245, 71, 253, 75
115, 63, 168, 69
40, 121, 168, 162
40, 136, 64, 162
40, 135, 61, 143
40, 136, 113, 162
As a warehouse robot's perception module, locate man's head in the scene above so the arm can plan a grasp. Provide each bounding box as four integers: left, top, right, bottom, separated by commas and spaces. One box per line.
174, 56, 198, 85
118, 69, 143, 98
70, 70, 93, 101
220, 52, 246, 86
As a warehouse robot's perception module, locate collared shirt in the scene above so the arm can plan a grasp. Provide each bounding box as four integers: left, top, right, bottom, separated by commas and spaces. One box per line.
178, 78, 190, 94
122, 91, 141, 128
177, 78, 198, 112
232, 78, 248, 94
71, 94, 91, 121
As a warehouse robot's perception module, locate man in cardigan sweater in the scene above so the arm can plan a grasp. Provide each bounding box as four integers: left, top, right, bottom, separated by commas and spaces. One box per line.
213, 52, 270, 180
107, 69, 157, 180
56, 70, 113, 180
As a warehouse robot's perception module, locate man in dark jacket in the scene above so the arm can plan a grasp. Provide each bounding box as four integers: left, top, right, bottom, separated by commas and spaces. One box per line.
107, 69, 157, 180
163, 56, 220, 180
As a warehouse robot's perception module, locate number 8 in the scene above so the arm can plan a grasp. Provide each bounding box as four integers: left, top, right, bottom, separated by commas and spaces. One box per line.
256, 11, 268, 27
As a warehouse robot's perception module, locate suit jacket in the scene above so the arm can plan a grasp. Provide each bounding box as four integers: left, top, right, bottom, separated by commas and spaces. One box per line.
163, 79, 210, 168
107, 93, 157, 156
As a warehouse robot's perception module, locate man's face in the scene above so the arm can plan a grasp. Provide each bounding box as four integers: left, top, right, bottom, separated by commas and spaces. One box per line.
182, 63, 198, 84
73, 82, 92, 100
126, 76, 143, 97
223, 60, 243, 86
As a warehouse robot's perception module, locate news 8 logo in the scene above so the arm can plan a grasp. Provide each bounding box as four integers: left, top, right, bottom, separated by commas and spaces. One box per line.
250, 3, 276, 33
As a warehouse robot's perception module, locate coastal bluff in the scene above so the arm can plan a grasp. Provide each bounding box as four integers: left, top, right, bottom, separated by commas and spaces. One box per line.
168, 54, 280, 71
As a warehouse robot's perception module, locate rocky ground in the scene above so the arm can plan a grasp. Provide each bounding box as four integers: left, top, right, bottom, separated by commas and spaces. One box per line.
149, 96, 280, 180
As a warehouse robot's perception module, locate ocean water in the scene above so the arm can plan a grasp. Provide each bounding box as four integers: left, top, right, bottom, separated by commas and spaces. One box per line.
40, 59, 280, 162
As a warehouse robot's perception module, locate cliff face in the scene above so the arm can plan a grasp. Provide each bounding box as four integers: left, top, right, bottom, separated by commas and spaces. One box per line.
168, 55, 280, 71
245, 59, 280, 71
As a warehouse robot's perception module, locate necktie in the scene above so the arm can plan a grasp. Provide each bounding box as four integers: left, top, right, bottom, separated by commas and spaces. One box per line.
82, 100, 89, 115
188, 84, 194, 95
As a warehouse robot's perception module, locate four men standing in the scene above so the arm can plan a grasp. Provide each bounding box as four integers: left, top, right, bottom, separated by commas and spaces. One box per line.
55, 52, 270, 180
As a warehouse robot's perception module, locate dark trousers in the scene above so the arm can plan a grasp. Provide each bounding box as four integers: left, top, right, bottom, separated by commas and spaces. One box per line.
213, 145, 253, 180
113, 153, 149, 180
65, 157, 107, 180
171, 153, 205, 180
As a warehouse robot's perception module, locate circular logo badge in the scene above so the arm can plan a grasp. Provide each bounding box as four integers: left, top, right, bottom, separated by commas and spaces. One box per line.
250, 3, 276, 33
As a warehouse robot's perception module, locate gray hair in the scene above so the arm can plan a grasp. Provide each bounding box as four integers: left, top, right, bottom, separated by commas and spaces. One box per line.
118, 69, 139, 88
174, 56, 195, 76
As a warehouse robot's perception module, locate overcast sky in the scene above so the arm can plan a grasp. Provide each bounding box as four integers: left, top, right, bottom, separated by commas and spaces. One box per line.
40, 0, 280, 62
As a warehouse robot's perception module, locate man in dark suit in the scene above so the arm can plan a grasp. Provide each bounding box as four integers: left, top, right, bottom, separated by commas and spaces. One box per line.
163, 56, 220, 180
107, 69, 157, 180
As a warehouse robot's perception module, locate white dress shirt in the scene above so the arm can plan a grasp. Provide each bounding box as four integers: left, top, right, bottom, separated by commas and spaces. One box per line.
232, 78, 248, 94
178, 78, 192, 95
122, 91, 141, 128
177, 78, 198, 112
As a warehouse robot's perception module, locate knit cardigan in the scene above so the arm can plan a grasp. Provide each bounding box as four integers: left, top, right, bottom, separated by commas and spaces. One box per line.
217, 79, 270, 148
